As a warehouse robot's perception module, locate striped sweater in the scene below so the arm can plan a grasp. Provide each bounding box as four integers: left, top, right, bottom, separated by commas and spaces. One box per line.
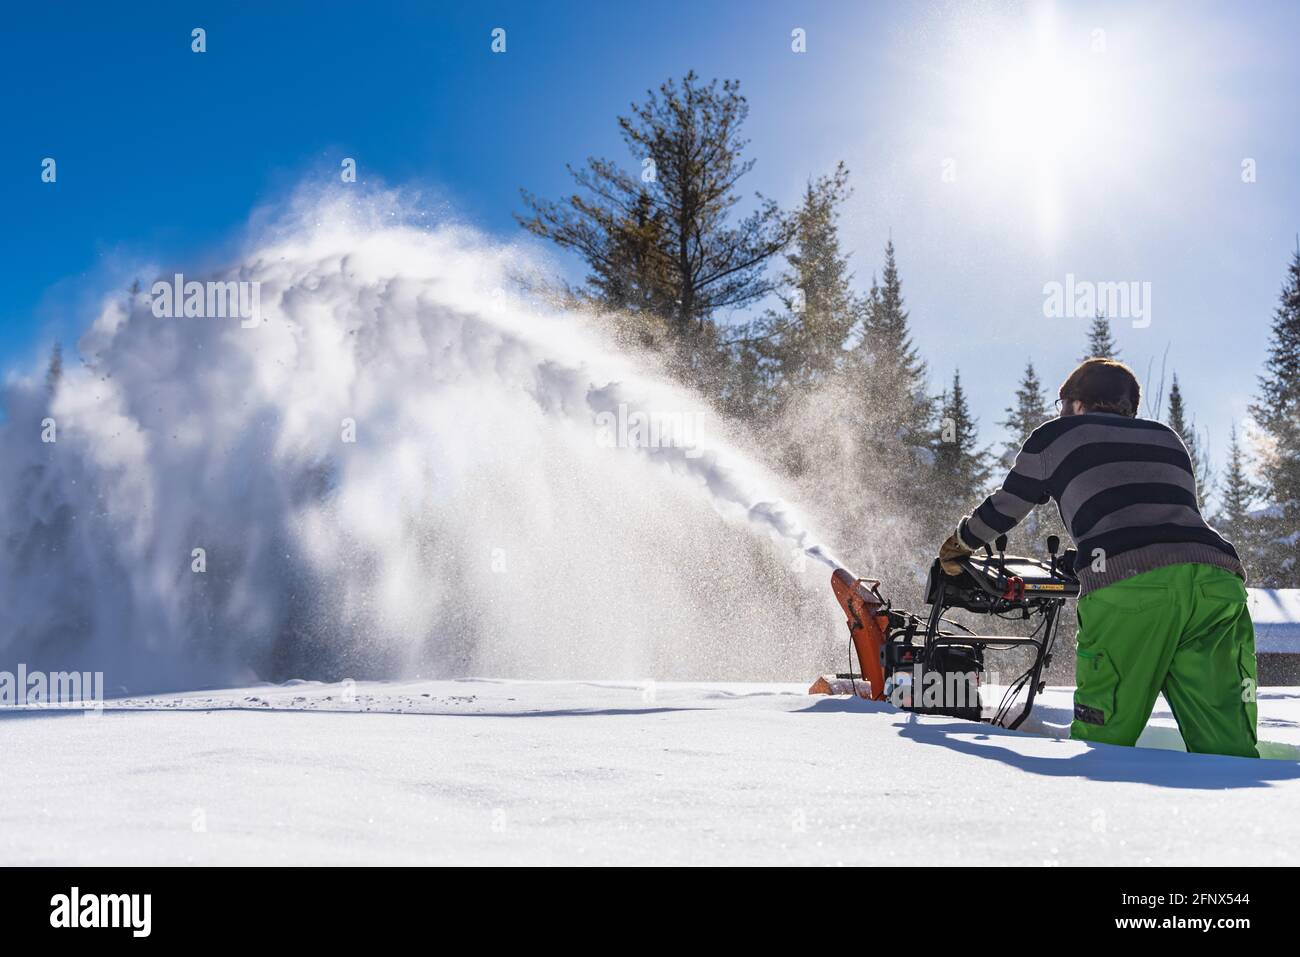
957, 412, 1245, 596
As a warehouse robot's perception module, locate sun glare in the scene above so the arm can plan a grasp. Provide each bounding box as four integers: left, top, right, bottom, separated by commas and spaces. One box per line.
984, 49, 1093, 166
953, 3, 1115, 243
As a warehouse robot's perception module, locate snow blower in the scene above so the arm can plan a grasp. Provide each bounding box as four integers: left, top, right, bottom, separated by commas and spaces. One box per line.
811, 535, 1080, 729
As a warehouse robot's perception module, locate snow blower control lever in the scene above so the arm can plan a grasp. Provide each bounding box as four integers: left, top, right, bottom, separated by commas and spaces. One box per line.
812, 537, 1080, 729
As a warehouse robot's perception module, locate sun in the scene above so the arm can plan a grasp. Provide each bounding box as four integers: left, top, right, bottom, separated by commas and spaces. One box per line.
953, 3, 1113, 242
982, 47, 1093, 167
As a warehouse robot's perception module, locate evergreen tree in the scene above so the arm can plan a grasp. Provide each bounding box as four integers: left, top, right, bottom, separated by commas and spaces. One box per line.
844, 241, 937, 526
1248, 247, 1300, 585
1081, 313, 1119, 361
999, 360, 1050, 467
996, 360, 1066, 548
718, 165, 859, 444
766, 164, 859, 390
740, 163, 861, 420
517, 72, 794, 377
1165, 373, 1211, 504
595, 190, 678, 321
850, 241, 933, 448
1215, 425, 1263, 576
933, 370, 992, 516
716, 325, 771, 423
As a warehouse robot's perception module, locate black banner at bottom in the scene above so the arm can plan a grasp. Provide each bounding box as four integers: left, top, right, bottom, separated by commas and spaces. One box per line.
0, 865, 1280, 942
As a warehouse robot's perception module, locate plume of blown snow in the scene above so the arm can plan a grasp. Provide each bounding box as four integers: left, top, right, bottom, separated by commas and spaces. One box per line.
0, 189, 844, 691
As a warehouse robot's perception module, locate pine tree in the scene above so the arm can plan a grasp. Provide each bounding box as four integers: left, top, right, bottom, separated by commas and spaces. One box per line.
999, 361, 1050, 467
722, 163, 863, 460
1081, 313, 1119, 361
933, 370, 992, 516
844, 241, 937, 525
739, 163, 861, 423
1165, 373, 1211, 504
851, 241, 933, 448
1215, 425, 1262, 576
596, 190, 678, 321
1248, 247, 1300, 585
997, 361, 1066, 548
764, 164, 860, 392
517, 72, 794, 374
717, 324, 772, 423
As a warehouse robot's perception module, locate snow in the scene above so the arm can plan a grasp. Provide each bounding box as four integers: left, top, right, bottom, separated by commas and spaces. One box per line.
0, 204, 842, 692
4, 679, 1299, 866
1249, 588, 1300, 653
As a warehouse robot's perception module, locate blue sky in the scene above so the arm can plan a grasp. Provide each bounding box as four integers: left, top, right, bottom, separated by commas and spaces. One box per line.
3, 0, 1298, 482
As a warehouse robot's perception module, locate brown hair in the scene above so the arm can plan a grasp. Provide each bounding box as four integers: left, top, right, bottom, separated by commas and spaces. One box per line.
1059, 358, 1141, 417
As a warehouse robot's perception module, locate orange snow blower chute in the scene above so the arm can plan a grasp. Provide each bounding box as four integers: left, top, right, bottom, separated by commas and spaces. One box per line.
809, 568, 890, 700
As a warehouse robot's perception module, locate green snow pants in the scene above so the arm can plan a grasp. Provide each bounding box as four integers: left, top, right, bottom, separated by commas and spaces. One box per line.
1070, 562, 1258, 758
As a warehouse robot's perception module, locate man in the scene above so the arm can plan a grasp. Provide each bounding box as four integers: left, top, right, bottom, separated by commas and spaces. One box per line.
938, 358, 1258, 757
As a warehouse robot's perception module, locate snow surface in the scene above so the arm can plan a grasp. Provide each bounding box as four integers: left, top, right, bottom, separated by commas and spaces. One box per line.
1249, 588, 1300, 653
5, 679, 1300, 866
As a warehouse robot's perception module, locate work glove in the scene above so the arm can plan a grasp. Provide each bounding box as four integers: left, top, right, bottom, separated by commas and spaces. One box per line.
938, 532, 974, 576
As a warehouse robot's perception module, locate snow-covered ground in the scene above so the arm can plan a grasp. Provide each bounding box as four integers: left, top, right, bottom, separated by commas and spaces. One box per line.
5, 679, 1299, 866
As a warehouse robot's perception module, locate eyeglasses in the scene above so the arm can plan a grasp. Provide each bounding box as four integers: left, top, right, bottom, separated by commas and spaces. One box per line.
1055, 397, 1068, 413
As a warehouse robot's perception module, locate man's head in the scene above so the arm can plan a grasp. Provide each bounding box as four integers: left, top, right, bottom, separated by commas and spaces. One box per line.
1058, 358, 1141, 417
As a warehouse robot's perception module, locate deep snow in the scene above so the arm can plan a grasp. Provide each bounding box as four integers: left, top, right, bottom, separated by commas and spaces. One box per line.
4, 679, 1299, 866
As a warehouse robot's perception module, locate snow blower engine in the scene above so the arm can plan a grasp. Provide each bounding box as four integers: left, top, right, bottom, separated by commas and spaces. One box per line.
811, 535, 1080, 729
